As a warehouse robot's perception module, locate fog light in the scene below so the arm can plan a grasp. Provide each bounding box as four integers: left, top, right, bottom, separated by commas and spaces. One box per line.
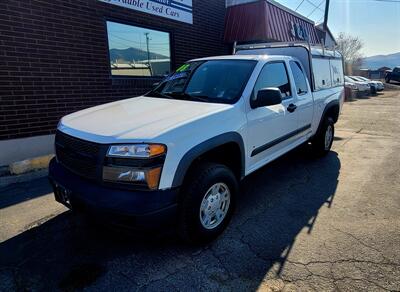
103, 166, 162, 190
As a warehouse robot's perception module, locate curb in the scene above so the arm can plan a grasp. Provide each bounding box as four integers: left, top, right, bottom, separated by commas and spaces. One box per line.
9, 155, 54, 175
0, 168, 49, 189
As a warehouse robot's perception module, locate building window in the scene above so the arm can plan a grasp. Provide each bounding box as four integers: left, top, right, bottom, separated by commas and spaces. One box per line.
106, 21, 171, 77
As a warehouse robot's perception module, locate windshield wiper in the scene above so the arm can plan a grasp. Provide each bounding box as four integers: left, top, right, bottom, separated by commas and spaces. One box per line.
168, 93, 210, 102
151, 91, 210, 102
163, 92, 191, 100
187, 95, 209, 102
148, 91, 173, 99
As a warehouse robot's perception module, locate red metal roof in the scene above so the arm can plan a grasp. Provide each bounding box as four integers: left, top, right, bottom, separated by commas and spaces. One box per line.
224, 1, 320, 44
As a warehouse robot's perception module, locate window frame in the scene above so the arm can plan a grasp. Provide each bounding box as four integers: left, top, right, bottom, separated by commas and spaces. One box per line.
104, 18, 174, 80
251, 60, 293, 106
289, 60, 308, 96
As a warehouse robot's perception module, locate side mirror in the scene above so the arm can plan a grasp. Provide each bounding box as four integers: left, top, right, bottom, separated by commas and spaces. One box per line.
252, 88, 282, 108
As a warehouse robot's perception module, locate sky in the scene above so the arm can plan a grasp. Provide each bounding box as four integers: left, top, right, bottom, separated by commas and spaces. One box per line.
275, 0, 400, 57
107, 21, 171, 57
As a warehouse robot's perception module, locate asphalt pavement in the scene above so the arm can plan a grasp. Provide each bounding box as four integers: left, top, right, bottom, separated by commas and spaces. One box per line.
1, 88, 399, 291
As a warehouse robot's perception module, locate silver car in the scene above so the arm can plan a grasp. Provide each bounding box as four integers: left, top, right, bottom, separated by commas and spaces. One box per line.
355, 76, 384, 91
345, 76, 370, 95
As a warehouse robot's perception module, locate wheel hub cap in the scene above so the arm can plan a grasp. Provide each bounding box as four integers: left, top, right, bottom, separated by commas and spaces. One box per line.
199, 183, 231, 230
325, 125, 333, 150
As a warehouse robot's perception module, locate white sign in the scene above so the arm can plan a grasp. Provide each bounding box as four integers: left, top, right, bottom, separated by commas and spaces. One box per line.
99, 0, 193, 24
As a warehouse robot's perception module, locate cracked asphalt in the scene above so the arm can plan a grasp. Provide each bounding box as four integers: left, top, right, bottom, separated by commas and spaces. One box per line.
1, 88, 400, 291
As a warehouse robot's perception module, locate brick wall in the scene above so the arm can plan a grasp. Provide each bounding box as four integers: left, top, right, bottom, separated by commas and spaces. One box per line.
0, 0, 229, 140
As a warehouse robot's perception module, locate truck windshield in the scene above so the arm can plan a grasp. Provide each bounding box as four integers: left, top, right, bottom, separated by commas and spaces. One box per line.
146, 60, 257, 104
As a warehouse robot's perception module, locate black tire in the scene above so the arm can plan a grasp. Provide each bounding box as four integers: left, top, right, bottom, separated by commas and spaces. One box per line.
311, 117, 334, 157
178, 162, 238, 244
385, 77, 390, 84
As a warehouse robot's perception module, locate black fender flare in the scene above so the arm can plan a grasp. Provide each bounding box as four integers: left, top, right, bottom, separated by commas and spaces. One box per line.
171, 132, 245, 188
315, 100, 340, 135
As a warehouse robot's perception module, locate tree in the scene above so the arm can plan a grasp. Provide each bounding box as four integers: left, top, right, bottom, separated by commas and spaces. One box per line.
336, 32, 364, 74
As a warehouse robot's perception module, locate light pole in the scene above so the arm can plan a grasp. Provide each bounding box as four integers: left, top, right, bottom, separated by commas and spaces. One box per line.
145, 32, 152, 76
323, 0, 330, 31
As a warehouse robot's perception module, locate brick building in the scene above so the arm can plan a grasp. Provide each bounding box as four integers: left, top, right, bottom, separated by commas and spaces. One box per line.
0, 0, 323, 165
0, 0, 229, 164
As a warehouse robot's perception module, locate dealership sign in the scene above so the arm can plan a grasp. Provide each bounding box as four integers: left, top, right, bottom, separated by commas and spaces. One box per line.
99, 0, 193, 24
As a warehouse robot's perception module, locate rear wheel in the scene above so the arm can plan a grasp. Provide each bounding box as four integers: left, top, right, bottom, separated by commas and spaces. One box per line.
178, 162, 238, 244
311, 117, 334, 157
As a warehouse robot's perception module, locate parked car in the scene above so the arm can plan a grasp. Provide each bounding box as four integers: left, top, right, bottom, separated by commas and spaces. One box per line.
354, 76, 384, 91
49, 43, 344, 243
345, 76, 370, 95
350, 76, 380, 94
385, 67, 400, 83
350, 76, 377, 94
344, 79, 358, 100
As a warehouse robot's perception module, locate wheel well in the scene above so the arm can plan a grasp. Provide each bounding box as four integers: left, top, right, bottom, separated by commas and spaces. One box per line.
187, 142, 243, 181
325, 103, 340, 123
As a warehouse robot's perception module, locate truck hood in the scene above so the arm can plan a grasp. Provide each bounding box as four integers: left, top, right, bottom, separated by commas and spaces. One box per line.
59, 96, 232, 142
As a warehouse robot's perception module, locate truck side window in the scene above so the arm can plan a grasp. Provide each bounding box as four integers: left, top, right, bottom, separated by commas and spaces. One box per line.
253, 62, 291, 100
289, 61, 308, 95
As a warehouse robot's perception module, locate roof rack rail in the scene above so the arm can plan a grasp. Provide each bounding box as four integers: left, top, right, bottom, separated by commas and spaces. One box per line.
234, 41, 342, 59
235, 41, 310, 51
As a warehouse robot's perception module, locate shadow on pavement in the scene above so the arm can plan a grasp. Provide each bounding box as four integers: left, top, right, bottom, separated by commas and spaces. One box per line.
0, 146, 340, 290
0, 177, 53, 209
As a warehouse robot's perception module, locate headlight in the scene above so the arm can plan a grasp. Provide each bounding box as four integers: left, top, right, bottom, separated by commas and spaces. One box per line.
103, 166, 162, 190
107, 144, 166, 158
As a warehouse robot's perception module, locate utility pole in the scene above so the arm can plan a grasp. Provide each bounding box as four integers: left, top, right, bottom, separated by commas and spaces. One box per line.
323, 0, 330, 31
145, 32, 152, 76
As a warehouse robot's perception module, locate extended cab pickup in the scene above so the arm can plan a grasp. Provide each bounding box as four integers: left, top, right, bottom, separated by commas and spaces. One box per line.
385, 66, 400, 83
49, 43, 344, 243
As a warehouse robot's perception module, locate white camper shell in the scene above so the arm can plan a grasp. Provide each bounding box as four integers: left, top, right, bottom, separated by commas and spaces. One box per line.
234, 42, 345, 92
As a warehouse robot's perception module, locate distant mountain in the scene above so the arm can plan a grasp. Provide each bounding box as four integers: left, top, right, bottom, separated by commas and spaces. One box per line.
109, 47, 167, 63
362, 52, 400, 70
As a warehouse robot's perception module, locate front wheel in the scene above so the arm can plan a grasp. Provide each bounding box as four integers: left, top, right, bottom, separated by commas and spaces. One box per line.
385, 77, 390, 83
311, 117, 334, 157
178, 162, 238, 244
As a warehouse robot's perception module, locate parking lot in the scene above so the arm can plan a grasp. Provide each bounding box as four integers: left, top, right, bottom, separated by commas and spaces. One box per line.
1, 87, 400, 291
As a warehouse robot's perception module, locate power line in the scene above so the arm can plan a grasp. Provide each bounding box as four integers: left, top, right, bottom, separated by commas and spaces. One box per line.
305, 0, 325, 12
307, 0, 325, 17
109, 33, 143, 45
295, 0, 305, 11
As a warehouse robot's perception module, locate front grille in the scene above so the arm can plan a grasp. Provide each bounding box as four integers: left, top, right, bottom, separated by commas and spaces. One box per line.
55, 131, 101, 180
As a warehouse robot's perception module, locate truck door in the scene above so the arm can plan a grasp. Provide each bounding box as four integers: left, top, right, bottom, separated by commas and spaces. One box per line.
246, 61, 298, 169
289, 60, 314, 132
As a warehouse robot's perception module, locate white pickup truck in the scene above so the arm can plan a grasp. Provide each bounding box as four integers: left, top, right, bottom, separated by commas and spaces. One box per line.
49, 43, 344, 243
